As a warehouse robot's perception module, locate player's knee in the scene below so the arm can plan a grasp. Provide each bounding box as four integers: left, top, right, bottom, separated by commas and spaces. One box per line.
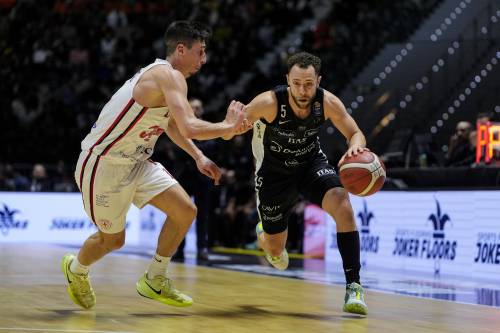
323, 187, 350, 210
175, 201, 197, 228
323, 187, 349, 206
185, 202, 197, 223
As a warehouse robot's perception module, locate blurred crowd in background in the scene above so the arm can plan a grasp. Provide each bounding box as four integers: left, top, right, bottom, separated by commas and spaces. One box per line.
1, 0, 494, 249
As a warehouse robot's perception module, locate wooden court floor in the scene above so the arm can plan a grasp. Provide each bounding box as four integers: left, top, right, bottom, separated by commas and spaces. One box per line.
0, 243, 499, 333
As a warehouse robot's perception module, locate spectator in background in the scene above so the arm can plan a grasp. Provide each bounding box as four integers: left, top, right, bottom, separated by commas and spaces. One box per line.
0, 164, 29, 191
30, 163, 52, 192
53, 160, 77, 192
445, 121, 475, 167
173, 98, 217, 262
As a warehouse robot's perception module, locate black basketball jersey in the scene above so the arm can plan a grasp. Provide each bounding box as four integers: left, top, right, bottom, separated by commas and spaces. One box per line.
252, 85, 326, 173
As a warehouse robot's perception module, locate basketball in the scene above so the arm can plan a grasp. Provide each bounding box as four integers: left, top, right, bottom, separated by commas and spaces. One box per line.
339, 151, 386, 196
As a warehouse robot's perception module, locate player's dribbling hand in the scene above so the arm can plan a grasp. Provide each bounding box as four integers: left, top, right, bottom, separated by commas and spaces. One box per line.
195, 155, 222, 185
338, 146, 370, 166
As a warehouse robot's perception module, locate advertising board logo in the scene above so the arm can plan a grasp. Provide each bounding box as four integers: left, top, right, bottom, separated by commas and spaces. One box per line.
428, 199, 451, 239
474, 232, 500, 265
50, 218, 96, 230
0, 203, 29, 236
357, 200, 379, 254
393, 198, 457, 275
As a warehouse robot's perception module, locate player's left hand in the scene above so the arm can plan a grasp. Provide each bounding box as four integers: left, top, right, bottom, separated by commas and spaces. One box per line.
195, 155, 222, 185
338, 146, 370, 166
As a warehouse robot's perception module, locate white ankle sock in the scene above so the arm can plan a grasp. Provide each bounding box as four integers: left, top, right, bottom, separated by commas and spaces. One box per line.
147, 253, 171, 279
70, 256, 89, 275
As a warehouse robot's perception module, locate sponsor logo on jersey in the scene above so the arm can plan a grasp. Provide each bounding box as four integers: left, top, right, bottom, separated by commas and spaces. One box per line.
285, 159, 300, 167
313, 101, 321, 112
261, 205, 280, 212
316, 168, 335, 177
274, 129, 295, 138
270, 141, 283, 153
304, 129, 319, 137
262, 213, 283, 222
139, 125, 164, 142
288, 137, 308, 144
97, 219, 112, 231
283, 142, 316, 156
135, 145, 153, 155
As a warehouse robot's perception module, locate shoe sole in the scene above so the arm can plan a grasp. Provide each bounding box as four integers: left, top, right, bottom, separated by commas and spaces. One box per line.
136, 282, 193, 307
61, 255, 93, 309
343, 302, 368, 315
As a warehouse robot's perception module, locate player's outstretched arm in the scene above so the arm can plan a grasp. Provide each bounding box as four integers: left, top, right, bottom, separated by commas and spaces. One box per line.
323, 90, 368, 165
165, 117, 222, 185
222, 91, 277, 140
152, 66, 244, 140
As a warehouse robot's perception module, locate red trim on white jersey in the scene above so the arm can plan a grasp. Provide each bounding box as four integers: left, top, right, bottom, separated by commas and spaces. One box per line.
79, 98, 135, 190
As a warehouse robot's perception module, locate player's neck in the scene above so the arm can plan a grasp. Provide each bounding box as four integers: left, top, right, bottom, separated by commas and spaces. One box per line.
166, 56, 189, 78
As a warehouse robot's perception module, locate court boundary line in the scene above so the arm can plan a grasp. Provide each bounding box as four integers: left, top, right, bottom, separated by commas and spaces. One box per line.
0, 328, 136, 333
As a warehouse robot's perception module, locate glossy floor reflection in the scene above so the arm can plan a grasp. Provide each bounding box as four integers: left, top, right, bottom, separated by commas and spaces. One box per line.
170, 250, 500, 308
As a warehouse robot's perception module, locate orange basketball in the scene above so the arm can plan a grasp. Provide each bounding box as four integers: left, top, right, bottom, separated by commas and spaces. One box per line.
339, 151, 386, 196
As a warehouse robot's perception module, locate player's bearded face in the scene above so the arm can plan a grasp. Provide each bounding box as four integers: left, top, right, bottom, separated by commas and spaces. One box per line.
287, 65, 320, 109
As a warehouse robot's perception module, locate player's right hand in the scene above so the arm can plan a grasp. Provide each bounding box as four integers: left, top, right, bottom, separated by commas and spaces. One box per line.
224, 100, 245, 133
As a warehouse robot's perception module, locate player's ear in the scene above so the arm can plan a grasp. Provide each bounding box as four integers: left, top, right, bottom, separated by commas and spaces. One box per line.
317, 75, 322, 85
286, 74, 290, 85
176, 43, 185, 55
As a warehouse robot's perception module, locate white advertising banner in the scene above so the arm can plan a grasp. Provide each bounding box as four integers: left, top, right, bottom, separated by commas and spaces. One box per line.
0, 192, 140, 245
323, 191, 500, 278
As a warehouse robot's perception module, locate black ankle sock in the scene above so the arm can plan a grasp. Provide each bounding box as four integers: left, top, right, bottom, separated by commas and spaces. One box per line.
337, 231, 361, 285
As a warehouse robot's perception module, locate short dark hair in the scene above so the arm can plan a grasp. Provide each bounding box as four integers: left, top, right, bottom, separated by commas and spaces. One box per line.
287, 52, 321, 74
164, 21, 211, 56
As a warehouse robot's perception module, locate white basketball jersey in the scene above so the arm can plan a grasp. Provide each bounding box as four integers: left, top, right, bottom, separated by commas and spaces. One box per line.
81, 59, 172, 163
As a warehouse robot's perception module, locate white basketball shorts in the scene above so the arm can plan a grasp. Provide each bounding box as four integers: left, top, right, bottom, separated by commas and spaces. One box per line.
74, 151, 177, 233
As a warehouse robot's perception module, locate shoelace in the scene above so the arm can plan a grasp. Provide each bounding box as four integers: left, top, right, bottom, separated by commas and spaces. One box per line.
155, 277, 185, 300
73, 274, 92, 296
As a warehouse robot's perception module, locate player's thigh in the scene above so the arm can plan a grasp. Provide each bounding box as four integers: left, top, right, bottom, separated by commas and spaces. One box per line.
134, 160, 195, 220
255, 171, 298, 234
79, 154, 135, 233
299, 154, 342, 206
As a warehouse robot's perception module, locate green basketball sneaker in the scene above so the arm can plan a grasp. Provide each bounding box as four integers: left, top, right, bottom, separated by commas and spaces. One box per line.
61, 254, 96, 309
136, 273, 193, 307
343, 282, 368, 315
256, 222, 289, 271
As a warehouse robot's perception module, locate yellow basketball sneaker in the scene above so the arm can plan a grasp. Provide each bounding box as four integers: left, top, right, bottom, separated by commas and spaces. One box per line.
343, 282, 368, 315
256, 222, 289, 271
136, 273, 193, 307
61, 254, 96, 309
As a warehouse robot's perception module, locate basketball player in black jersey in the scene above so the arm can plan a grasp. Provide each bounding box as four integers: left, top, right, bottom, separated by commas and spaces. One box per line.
228, 52, 368, 315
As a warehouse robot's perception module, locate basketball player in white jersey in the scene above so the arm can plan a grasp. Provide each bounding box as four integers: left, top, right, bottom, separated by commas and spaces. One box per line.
62, 21, 248, 309
227, 52, 369, 314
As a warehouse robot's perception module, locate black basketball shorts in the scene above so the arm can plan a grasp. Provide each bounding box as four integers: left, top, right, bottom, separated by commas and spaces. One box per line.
255, 153, 342, 234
